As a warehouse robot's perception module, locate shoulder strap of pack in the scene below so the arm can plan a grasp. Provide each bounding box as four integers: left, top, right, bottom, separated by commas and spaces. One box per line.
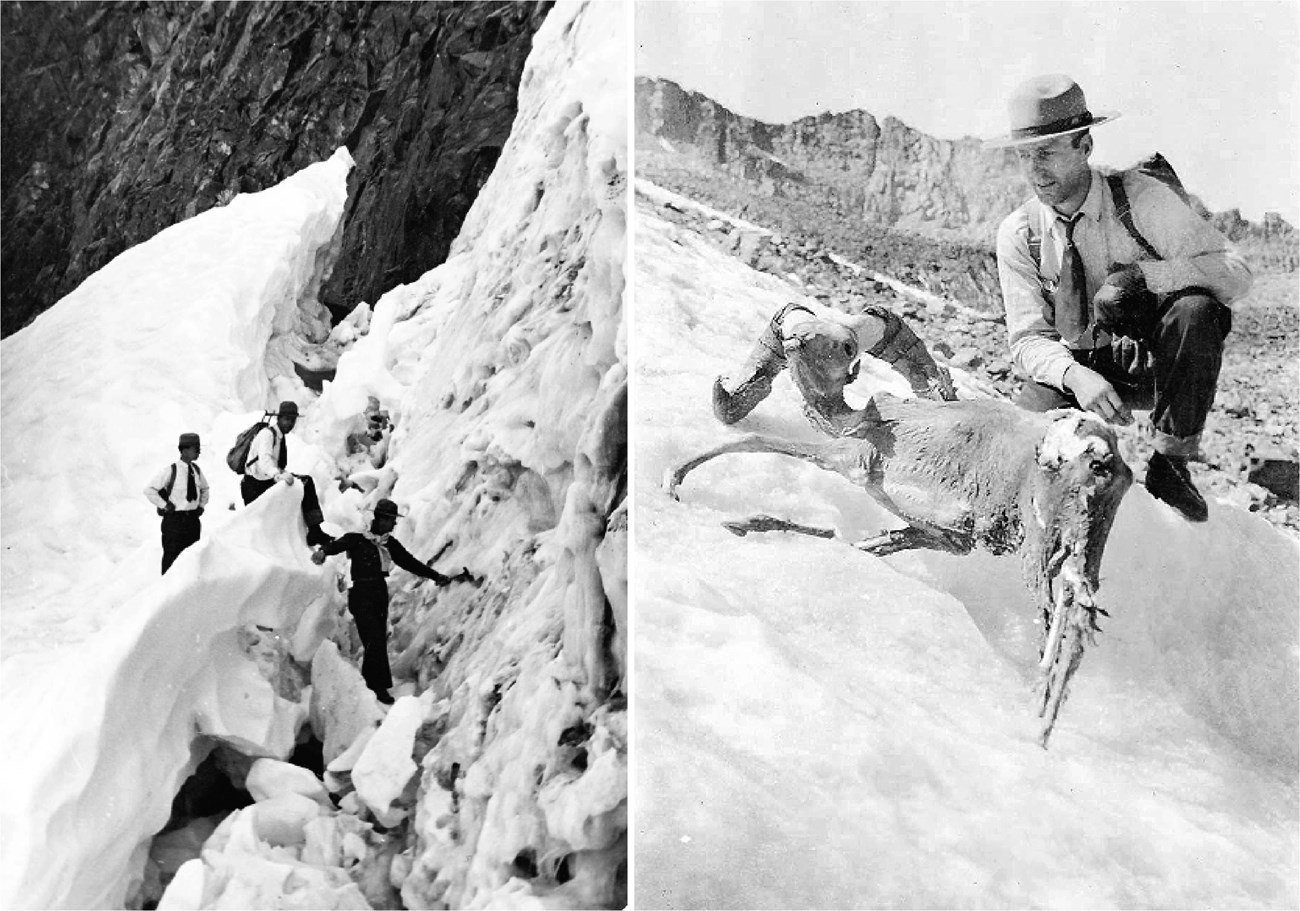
1106, 172, 1162, 260
1019, 200, 1042, 272
160, 463, 178, 500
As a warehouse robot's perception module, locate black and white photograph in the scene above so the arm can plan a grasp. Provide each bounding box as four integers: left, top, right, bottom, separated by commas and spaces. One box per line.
1, 2, 626, 908
2, 0, 1299, 909
633, 2, 1297, 908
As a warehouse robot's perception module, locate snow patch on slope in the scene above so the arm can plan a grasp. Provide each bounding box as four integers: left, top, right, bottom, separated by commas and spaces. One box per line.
633, 199, 1298, 909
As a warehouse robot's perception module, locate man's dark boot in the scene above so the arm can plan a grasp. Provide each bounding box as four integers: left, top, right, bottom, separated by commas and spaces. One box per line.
1145, 451, 1208, 522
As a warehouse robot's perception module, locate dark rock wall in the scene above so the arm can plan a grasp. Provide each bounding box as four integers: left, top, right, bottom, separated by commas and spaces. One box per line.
1, 0, 554, 337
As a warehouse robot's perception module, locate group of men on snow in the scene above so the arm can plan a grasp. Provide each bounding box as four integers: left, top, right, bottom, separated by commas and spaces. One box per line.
144, 399, 466, 704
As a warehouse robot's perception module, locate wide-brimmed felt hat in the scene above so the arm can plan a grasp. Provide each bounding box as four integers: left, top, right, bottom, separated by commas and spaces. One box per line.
276, 401, 300, 418
178, 432, 201, 448
373, 498, 401, 519
985, 74, 1119, 149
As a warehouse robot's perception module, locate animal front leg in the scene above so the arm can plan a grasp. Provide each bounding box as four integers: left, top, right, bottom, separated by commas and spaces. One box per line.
721, 514, 971, 558
722, 514, 837, 539
851, 523, 972, 556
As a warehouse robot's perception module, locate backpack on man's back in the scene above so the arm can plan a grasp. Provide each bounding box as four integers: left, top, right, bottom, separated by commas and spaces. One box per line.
226, 415, 274, 475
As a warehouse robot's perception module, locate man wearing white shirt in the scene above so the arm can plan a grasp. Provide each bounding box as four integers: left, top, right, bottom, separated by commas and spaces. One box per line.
242, 399, 328, 546
241, 400, 299, 505
145, 432, 209, 573
989, 75, 1253, 521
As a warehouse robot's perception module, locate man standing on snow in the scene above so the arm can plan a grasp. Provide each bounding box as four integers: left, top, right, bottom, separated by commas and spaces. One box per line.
242, 399, 327, 545
989, 74, 1252, 521
242, 400, 299, 504
311, 498, 459, 704
145, 432, 209, 573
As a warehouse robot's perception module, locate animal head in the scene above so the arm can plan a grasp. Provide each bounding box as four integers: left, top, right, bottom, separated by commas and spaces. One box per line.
783, 317, 859, 409
1028, 411, 1133, 590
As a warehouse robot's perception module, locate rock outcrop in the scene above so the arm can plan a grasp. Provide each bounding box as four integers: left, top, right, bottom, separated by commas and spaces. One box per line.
1, 1, 553, 336
636, 76, 1298, 301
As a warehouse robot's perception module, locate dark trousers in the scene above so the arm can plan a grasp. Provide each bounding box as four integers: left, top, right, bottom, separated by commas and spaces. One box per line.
348, 580, 392, 697
241, 473, 322, 527
240, 475, 276, 505
1016, 291, 1230, 457
160, 511, 202, 574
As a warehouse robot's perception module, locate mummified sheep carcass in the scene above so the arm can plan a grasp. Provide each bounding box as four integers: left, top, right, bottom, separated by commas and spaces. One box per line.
668, 304, 1133, 746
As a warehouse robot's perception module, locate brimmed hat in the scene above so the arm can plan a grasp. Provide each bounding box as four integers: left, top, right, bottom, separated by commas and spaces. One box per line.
373, 498, 401, 519
178, 432, 201, 448
985, 74, 1119, 149
276, 401, 300, 418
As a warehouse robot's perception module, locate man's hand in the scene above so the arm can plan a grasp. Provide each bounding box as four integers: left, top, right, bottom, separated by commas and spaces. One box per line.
275, 471, 295, 486
195, 506, 205, 517
164, 501, 176, 513
311, 548, 326, 565
1092, 263, 1155, 338
1064, 364, 1132, 425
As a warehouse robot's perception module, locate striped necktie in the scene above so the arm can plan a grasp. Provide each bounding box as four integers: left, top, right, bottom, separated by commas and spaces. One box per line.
187, 463, 197, 502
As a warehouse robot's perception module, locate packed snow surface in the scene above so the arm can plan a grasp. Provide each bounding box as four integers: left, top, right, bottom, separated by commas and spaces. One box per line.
1, 149, 352, 908
633, 189, 1299, 910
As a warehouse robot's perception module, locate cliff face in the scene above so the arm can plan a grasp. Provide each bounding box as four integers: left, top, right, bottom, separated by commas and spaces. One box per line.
636, 76, 1297, 273
1, 0, 552, 336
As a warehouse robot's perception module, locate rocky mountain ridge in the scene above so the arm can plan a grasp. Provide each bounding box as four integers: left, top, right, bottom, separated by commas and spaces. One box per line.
2, 1, 553, 336
636, 76, 1299, 310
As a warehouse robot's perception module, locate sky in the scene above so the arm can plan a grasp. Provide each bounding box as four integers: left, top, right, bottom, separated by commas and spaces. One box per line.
633, 182, 1299, 909
636, 1, 1300, 224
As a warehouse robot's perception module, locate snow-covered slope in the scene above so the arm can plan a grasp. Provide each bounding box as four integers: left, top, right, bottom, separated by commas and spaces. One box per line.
1, 149, 351, 908
633, 187, 1299, 910
0, 1, 625, 907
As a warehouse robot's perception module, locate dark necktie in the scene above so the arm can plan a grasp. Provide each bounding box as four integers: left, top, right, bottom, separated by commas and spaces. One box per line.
1054, 214, 1089, 344
187, 463, 197, 503
278, 432, 288, 470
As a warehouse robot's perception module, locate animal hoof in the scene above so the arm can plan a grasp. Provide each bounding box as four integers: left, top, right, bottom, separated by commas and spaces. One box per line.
662, 468, 682, 501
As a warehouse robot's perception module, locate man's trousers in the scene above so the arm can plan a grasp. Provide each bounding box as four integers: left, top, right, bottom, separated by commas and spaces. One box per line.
1016, 291, 1231, 458
160, 511, 202, 574
348, 580, 393, 699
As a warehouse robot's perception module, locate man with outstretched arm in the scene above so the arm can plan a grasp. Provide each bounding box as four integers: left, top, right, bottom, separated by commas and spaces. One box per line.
145, 432, 209, 573
312, 498, 465, 704
989, 74, 1252, 521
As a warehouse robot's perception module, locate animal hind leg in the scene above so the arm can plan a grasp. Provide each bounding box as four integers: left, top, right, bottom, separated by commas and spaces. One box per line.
664, 432, 872, 501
